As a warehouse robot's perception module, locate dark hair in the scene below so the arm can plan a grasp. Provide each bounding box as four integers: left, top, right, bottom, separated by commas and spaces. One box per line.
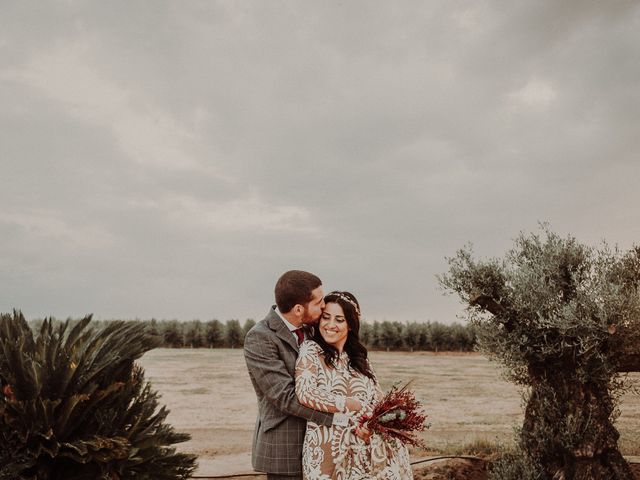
275, 270, 322, 313
312, 291, 375, 380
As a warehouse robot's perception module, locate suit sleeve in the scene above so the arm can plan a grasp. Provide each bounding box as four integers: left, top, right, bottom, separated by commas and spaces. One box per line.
244, 327, 334, 427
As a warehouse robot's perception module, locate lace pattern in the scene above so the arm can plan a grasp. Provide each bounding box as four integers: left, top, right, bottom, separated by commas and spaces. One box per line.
295, 340, 413, 480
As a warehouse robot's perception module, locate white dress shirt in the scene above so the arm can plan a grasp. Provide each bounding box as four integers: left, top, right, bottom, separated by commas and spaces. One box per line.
274, 307, 304, 343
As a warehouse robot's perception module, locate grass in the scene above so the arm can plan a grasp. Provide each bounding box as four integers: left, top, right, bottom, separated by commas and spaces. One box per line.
138, 349, 640, 475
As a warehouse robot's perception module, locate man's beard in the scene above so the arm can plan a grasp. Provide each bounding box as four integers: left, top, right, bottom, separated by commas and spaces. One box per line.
302, 309, 320, 325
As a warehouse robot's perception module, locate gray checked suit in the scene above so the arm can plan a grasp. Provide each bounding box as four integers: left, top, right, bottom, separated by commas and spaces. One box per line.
244, 306, 334, 476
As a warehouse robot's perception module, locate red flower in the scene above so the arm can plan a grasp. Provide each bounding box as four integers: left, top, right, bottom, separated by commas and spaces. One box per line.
359, 381, 429, 448
3, 384, 17, 402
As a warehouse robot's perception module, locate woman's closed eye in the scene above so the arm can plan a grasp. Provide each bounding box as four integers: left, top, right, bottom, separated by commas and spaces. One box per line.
321, 314, 345, 322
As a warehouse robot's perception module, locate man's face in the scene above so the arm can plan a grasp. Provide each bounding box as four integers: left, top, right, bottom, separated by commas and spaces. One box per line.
301, 286, 325, 325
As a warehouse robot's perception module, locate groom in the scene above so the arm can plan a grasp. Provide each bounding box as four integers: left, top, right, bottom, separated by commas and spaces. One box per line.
244, 270, 342, 480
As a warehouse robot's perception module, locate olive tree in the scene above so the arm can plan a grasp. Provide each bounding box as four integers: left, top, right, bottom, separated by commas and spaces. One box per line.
439, 227, 640, 480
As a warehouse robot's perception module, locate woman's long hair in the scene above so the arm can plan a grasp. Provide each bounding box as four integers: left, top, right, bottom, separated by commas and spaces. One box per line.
312, 291, 375, 380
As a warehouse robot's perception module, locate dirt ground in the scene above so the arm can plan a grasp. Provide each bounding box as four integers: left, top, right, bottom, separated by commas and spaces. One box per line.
414, 458, 488, 480
138, 348, 640, 477
413, 458, 640, 480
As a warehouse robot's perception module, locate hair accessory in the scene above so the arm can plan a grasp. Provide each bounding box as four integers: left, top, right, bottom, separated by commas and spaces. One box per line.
327, 291, 361, 317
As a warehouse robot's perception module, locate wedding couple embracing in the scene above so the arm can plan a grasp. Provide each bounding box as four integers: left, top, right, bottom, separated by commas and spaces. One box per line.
244, 270, 413, 480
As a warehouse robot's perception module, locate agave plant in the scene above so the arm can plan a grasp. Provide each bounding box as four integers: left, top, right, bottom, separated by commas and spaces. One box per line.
0, 311, 197, 480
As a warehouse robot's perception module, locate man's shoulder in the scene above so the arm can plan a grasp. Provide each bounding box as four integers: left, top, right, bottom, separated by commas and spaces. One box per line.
244, 309, 278, 341
245, 318, 269, 337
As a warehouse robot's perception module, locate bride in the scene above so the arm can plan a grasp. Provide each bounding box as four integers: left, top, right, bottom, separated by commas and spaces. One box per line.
295, 291, 413, 480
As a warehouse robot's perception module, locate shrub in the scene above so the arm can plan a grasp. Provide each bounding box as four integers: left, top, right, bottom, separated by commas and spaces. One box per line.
488, 448, 547, 480
0, 311, 196, 480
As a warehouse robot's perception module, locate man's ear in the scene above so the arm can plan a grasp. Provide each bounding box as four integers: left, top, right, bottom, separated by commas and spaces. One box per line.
293, 304, 303, 316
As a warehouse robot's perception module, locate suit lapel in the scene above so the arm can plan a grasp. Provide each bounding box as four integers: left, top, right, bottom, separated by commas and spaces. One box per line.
266, 307, 299, 353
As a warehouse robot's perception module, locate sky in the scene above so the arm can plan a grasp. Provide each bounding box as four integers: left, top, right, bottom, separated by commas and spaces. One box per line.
2, 1, 640, 324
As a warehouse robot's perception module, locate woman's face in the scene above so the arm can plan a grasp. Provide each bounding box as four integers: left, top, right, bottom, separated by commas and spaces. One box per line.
319, 302, 349, 351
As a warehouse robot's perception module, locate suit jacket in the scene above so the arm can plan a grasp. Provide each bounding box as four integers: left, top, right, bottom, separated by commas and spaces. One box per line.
244, 306, 334, 475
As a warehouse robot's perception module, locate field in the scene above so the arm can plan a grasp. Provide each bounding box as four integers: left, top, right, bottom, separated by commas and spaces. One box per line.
138, 349, 640, 477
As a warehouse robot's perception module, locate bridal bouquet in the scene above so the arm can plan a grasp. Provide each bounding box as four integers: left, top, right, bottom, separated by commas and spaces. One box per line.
358, 381, 429, 448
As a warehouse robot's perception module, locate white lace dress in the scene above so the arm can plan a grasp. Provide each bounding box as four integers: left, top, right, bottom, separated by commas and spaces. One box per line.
295, 340, 413, 480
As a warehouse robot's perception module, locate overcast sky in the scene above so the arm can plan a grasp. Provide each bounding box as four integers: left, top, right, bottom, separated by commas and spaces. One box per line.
2, 1, 639, 324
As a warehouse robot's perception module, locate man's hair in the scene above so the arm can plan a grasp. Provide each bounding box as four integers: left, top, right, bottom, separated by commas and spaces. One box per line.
275, 270, 322, 313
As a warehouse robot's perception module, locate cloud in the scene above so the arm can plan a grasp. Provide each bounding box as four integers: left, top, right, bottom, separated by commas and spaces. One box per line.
0, 209, 115, 250
509, 78, 557, 109
5, 38, 222, 175
2, 1, 640, 322
147, 193, 318, 234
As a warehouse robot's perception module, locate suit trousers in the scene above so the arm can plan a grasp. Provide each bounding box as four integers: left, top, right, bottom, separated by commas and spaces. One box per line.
266, 474, 301, 480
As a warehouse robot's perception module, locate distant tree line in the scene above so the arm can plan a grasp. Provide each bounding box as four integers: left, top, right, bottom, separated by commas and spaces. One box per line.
360, 321, 476, 352
150, 318, 253, 349
27, 317, 476, 351
141, 318, 475, 351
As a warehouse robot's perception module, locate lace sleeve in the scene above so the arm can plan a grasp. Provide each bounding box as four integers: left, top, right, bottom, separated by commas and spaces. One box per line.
295, 341, 347, 413
367, 358, 384, 402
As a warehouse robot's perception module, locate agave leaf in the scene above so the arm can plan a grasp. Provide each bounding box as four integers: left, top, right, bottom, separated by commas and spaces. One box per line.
52, 317, 94, 397
0, 313, 195, 479
63, 316, 93, 354
54, 393, 91, 436
4, 340, 38, 399
56, 328, 98, 397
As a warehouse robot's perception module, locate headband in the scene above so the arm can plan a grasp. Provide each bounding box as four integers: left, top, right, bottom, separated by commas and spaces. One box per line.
326, 291, 361, 317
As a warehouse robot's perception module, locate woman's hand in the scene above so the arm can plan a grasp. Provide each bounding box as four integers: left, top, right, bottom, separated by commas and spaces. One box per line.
345, 396, 362, 412
354, 424, 372, 444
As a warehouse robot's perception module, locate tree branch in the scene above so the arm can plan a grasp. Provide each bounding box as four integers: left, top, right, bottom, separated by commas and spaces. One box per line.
469, 293, 506, 316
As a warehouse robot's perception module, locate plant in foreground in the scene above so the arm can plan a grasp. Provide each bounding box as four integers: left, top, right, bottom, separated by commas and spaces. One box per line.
0, 311, 197, 480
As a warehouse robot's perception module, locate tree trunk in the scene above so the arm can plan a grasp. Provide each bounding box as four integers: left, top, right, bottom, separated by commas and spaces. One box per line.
617, 353, 640, 373
522, 377, 633, 480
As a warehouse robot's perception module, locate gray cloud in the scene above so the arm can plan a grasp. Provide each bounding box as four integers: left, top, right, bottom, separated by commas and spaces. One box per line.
2, 1, 640, 323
